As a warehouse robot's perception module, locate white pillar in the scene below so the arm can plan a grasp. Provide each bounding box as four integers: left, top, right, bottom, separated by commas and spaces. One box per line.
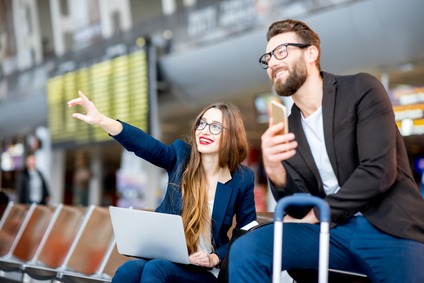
381, 72, 389, 91
162, 0, 197, 15
99, 0, 132, 39
49, 0, 69, 56
89, 147, 103, 205
161, 0, 177, 15
183, 0, 196, 6
50, 0, 133, 56
12, 0, 42, 69
34, 126, 52, 186
50, 149, 65, 205
142, 161, 163, 210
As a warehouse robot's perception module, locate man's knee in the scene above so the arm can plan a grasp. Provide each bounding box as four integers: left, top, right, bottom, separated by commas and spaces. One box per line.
229, 237, 244, 260
230, 234, 254, 263
230, 230, 269, 266
228, 228, 274, 282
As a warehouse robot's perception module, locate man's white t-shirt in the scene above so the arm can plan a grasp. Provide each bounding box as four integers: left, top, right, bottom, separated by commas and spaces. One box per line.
301, 106, 340, 195
29, 169, 43, 203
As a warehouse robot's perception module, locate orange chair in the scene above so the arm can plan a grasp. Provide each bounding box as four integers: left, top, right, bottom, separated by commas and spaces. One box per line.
0, 200, 9, 220
23, 204, 87, 280
0, 203, 54, 273
12, 205, 55, 262
13, 205, 116, 282
102, 243, 137, 279
0, 202, 30, 257
52, 205, 116, 282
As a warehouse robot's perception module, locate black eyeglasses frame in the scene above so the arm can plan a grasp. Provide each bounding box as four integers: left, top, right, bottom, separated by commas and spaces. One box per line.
258, 43, 310, 69
195, 119, 226, 135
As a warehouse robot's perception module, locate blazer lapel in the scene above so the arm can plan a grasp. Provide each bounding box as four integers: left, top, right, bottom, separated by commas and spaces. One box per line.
321, 72, 339, 177
211, 175, 232, 244
289, 107, 323, 194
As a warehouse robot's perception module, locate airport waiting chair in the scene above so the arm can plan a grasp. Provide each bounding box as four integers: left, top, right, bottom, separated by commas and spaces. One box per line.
23, 204, 88, 280
11, 205, 55, 262
102, 243, 137, 279
0, 203, 54, 277
57, 205, 115, 282
17, 205, 114, 282
0, 200, 8, 220
256, 211, 274, 224
0, 202, 30, 257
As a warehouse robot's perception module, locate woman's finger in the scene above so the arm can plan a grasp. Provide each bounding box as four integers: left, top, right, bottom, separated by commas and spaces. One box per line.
72, 112, 88, 123
67, 97, 83, 107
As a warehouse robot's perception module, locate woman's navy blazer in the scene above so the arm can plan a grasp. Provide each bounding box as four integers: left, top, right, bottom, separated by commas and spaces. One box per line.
112, 121, 257, 261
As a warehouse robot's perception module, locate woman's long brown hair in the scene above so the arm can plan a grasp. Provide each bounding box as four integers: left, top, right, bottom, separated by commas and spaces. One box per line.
181, 103, 249, 254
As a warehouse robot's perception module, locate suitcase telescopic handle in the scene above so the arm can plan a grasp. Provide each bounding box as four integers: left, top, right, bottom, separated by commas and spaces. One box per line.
273, 193, 330, 283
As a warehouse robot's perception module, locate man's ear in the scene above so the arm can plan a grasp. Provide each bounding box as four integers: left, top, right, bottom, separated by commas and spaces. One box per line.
305, 45, 319, 64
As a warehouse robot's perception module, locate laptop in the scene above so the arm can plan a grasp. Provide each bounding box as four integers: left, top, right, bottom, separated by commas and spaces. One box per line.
109, 206, 192, 265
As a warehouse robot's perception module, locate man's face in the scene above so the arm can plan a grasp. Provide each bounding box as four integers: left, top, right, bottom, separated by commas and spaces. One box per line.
266, 32, 308, 97
26, 155, 36, 169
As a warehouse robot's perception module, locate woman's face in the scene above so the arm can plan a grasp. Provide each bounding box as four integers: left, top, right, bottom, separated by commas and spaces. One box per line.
195, 108, 224, 155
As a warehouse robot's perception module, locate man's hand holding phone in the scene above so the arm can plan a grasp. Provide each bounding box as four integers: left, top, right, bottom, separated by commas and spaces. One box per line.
260, 99, 297, 187
270, 100, 288, 135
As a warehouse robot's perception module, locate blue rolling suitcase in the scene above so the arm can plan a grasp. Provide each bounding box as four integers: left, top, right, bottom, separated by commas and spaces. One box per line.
273, 194, 330, 283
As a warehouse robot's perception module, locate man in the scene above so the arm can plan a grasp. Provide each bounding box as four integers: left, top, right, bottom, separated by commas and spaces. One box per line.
229, 19, 424, 282
18, 152, 50, 205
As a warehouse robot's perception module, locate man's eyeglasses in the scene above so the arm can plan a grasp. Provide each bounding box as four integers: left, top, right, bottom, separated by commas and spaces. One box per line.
259, 43, 310, 69
196, 119, 226, 135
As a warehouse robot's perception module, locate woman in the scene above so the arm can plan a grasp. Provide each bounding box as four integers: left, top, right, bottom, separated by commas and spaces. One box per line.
68, 91, 256, 282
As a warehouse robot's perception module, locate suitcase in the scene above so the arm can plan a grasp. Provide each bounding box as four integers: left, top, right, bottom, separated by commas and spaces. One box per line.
273, 193, 330, 283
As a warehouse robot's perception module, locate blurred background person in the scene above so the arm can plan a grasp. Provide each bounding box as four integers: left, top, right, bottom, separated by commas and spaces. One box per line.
17, 152, 50, 205
73, 150, 91, 205
0, 188, 9, 218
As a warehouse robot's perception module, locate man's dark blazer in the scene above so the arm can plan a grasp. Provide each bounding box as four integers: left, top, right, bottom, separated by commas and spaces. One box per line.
18, 168, 49, 205
113, 121, 257, 262
271, 72, 424, 244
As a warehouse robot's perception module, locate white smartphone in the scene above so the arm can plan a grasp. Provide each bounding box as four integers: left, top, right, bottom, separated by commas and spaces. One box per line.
270, 100, 288, 135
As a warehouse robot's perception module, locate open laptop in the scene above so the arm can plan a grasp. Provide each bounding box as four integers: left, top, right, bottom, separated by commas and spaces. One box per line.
109, 206, 192, 265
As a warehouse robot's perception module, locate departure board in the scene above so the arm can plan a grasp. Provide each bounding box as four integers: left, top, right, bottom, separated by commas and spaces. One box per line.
47, 37, 149, 146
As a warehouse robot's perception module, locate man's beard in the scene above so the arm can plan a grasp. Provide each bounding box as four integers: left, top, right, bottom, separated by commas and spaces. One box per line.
272, 59, 307, 97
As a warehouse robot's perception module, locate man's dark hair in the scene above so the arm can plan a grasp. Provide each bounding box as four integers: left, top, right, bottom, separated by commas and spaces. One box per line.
25, 151, 36, 159
267, 19, 321, 70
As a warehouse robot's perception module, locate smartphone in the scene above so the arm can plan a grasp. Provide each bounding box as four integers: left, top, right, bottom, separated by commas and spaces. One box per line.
270, 100, 288, 135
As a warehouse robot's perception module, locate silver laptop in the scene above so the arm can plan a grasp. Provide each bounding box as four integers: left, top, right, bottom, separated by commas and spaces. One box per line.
109, 206, 192, 265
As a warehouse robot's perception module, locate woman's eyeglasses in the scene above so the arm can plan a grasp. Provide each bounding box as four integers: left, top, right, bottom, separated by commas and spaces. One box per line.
196, 119, 226, 135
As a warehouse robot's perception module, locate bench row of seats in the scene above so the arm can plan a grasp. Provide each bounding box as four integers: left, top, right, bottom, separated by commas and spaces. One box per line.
0, 201, 369, 283
0, 202, 275, 283
0, 201, 137, 282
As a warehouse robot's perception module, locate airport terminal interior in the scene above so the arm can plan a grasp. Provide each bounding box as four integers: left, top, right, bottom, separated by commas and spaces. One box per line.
0, 0, 424, 281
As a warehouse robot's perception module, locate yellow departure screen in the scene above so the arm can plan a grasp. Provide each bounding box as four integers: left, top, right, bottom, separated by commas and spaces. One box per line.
47, 40, 149, 146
